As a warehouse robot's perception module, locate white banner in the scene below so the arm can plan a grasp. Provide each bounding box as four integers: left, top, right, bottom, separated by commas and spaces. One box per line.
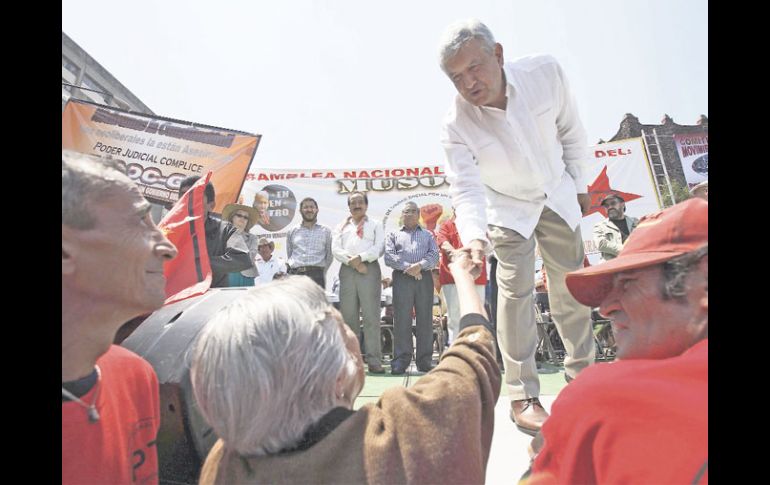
579, 137, 662, 264
239, 138, 661, 285
673, 132, 708, 189
240, 166, 452, 285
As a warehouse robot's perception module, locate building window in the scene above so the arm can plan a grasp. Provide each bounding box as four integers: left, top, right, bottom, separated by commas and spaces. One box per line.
81, 75, 112, 105
62, 55, 80, 78
82, 75, 107, 94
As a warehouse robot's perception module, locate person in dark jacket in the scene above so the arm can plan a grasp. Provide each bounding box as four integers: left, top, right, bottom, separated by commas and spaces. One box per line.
178, 176, 252, 288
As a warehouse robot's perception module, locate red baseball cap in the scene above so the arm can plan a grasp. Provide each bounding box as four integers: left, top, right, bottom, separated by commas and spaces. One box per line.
566, 198, 708, 307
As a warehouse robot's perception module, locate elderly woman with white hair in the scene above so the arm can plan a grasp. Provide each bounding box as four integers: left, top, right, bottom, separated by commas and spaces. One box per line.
191, 250, 501, 484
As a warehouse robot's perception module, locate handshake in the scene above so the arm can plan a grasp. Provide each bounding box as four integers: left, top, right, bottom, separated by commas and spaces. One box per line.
447, 246, 484, 280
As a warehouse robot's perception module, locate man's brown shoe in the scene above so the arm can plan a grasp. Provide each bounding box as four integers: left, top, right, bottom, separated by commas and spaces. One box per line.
368, 364, 385, 374
510, 398, 549, 436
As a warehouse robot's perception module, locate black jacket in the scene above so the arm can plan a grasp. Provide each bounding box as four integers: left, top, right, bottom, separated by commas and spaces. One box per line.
205, 215, 253, 288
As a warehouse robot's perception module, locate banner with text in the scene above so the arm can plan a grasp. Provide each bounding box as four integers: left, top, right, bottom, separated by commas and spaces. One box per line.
240, 139, 660, 284
579, 137, 662, 264
673, 132, 708, 189
62, 99, 260, 212
242, 165, 451, 283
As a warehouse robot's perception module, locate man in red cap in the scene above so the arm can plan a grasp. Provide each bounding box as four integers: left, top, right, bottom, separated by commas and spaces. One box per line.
525, 198, 708, 484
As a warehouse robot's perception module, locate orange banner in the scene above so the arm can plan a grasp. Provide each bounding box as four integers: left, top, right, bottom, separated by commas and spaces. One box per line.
62, 99, 260, 213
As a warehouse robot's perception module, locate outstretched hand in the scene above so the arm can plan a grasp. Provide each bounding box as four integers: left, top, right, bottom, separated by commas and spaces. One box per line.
464, 239, 487, 276
447, 247, 488, 320
448, 247, 482, 280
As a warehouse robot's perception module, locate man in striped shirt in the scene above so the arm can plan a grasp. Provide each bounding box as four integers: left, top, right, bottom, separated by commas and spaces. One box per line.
286, 197, 333, 289
384, 202, 440, 374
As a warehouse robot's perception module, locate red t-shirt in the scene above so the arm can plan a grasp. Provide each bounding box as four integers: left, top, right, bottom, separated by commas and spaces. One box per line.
436, 218, 487, 286
531, 339, 708, 484
62, 345, 161, 485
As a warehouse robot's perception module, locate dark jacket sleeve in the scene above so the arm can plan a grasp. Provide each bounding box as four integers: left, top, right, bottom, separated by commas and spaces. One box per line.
209, 223, 253, 275
459, 312, 495, 337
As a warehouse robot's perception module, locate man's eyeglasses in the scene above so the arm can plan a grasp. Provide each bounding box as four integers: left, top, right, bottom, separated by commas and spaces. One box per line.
234, 213, 250, 220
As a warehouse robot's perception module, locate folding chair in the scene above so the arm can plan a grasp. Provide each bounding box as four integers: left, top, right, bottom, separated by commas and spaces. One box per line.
592, 309, 616, 361
534, 292, 565, 365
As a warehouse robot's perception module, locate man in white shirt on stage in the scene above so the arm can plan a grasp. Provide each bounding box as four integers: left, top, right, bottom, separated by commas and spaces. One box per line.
255, 238, 287, 285
332, 192, 386, 374
438, 18, 595, 436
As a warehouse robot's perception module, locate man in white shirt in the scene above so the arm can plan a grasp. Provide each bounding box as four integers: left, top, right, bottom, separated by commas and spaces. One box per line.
332, 192, 386, 374
255, 238, 287, 285
438, 19, 595, 436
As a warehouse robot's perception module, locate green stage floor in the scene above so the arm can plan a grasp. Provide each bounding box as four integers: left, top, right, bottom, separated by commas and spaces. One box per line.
353, 360, 569, 410
353, 363, 567, 485
352, 359, 575, 483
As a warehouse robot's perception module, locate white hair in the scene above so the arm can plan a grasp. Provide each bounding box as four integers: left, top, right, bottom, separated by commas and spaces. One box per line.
438, 18, 497, 73
190, 276, 358, 456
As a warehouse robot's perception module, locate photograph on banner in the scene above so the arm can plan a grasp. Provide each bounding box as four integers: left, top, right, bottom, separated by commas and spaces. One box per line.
579, 137, 662, 264
62, 98, 260, 212
673, 132, 708, 189
241, 166, 451, 284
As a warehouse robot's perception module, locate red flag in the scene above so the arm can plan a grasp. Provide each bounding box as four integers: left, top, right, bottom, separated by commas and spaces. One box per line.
159, 172, 212, 305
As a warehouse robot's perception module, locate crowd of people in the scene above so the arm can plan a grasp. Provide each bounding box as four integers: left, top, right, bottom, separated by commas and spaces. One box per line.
63, 17, 707, 485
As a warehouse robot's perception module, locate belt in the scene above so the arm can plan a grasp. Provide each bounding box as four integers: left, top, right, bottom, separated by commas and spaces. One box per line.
289, 266, 324, 274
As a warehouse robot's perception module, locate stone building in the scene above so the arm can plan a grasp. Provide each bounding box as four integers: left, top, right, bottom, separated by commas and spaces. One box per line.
62, 31, 170, 221
601, 113, 708, 205
62, 32, 153, 114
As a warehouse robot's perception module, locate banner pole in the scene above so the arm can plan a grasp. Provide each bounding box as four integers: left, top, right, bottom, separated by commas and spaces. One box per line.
652, 128, 677, 204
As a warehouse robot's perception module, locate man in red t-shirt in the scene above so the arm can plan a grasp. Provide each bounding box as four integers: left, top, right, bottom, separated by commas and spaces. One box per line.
437, 214, 487, 344
62, 151, 178, 484
527, 198, 708, 484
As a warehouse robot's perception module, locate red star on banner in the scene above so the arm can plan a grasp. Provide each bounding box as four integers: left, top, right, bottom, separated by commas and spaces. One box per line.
584, 166, 642, 218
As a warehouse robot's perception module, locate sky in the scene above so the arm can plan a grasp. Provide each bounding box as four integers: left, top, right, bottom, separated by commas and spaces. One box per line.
62, 0, 708, 170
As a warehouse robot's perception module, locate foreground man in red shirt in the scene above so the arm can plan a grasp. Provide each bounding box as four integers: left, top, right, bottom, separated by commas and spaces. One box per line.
528, 198, 708, 484
62, 151, 178, 484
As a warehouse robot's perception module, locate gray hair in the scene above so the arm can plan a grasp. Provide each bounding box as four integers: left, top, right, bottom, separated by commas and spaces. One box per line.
190, 276, 357, 456
438, 18, 497, 72
62, 150, 129, 230
403, 201, 419, 212
662, 244, 708, 299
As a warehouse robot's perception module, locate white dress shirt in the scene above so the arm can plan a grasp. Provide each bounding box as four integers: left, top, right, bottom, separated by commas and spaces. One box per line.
332, 216, 385, 264
255, 256, 287, 285
441, 54, 590, 242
